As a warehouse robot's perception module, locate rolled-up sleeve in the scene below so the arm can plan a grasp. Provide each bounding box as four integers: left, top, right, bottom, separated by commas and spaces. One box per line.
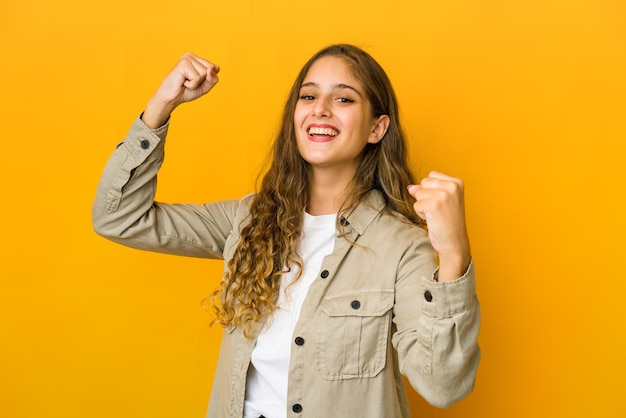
92, 116, 240, 259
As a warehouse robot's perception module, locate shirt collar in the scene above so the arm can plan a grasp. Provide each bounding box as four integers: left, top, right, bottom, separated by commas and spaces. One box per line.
339, 190, 387, 236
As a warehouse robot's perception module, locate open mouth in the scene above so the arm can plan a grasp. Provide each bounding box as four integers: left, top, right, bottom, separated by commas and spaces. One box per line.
308, 126, 339, 137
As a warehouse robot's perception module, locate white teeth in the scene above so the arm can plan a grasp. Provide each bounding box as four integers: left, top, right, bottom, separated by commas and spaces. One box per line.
308, 126, 338, 137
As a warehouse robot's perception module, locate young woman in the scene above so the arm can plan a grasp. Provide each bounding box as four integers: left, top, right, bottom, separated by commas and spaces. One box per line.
93, 44, 480, 418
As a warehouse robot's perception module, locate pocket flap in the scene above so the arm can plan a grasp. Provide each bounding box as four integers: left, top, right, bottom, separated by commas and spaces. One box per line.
320, 289, 394, 317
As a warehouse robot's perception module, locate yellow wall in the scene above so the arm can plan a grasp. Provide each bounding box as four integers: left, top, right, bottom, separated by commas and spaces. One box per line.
1, 0, 625, 416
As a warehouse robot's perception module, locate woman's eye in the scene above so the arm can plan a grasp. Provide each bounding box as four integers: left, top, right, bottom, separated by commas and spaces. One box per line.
299, 95, 315, 101
337, 97, 355, 103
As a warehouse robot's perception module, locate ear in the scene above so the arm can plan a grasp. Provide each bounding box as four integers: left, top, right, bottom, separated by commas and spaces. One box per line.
367, 115, 390, 144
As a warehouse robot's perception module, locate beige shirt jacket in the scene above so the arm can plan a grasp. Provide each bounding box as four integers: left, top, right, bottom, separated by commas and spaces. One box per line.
92, 117, 481, 418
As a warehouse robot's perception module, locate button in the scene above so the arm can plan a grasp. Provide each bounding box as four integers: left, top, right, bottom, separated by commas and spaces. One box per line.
320, 270, 329, 279
340, 217, 350, 226
140, 139, 150, 149
294, 336, 305, 346
351, 300, 361, 310
424, 290, 433, 302
292, 404, 302, 413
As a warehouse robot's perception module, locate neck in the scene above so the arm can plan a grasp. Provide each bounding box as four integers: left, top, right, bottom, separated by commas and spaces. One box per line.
307, 167, 354, 216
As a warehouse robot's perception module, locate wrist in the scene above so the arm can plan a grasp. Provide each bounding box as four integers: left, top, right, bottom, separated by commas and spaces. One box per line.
437, 252, 471, 282
142, 97, 175, 129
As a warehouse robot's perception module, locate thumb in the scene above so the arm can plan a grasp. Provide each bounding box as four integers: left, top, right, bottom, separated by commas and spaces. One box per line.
407, 184, 421, 198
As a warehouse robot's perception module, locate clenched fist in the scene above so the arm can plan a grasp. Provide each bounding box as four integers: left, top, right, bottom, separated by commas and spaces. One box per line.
408, 171, 472, 282
142, 53, 220, 129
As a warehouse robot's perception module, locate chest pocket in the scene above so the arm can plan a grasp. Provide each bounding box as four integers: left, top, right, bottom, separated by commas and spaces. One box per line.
316, 289, 394, 380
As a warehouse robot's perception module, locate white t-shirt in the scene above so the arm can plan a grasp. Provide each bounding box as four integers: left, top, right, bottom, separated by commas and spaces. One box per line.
243, 212, 336, 418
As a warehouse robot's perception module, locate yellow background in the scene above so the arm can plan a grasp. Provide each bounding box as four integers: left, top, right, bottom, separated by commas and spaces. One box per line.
1, 0, 625, 417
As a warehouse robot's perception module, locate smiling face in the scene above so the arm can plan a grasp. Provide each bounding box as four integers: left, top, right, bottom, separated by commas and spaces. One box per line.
294, 56, 389, 176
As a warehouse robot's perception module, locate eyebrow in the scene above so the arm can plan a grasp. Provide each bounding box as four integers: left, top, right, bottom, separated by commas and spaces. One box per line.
299, 82, 363, 97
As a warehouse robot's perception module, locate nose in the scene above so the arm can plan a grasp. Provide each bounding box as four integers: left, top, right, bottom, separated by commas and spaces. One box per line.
312, 97, 331, 118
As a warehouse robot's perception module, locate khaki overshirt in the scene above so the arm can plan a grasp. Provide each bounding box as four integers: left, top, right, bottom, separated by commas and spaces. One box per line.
92, 117, 480, 417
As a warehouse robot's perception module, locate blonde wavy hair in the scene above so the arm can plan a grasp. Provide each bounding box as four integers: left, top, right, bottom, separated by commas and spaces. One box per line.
210, 44, 424, 337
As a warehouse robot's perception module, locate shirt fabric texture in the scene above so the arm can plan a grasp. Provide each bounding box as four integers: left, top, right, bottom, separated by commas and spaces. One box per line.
92, 116, 481, 418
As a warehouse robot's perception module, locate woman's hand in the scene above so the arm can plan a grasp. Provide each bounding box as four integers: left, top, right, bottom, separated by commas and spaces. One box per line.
142, 53, 220, 129
408, 172, 471, 282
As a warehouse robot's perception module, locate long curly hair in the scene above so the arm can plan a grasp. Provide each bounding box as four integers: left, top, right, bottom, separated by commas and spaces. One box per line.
210, 44, 423, 337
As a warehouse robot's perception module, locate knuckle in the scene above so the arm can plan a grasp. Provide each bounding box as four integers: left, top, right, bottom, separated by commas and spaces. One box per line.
434, 190, 448, 204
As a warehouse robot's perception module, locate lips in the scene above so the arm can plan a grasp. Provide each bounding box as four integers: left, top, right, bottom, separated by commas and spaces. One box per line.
307, 124, 339, 141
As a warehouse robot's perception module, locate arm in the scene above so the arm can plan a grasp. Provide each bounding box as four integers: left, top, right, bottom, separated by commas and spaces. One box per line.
392, 243, 480, 408
92, 53, 235, 258
395, 172, 479, 406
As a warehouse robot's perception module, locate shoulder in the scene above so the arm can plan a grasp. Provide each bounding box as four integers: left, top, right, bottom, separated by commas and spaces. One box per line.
240, 193, 255, 207
348, 191, 430, 253
230, 193, 256, 230
356, 190, 427, 238
375, 208, 429, 243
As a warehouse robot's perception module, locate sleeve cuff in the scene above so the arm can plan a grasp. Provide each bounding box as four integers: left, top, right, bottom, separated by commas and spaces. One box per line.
139, 111, 170, 137
122, 113, 170, 160
421, 259, 476, 317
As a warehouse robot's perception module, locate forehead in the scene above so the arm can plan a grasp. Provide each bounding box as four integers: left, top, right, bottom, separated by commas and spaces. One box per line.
302, 56, 361, 87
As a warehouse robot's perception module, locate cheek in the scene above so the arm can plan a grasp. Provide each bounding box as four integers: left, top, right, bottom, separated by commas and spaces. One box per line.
293, 104, 307, 127
293, 109, 307, 145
